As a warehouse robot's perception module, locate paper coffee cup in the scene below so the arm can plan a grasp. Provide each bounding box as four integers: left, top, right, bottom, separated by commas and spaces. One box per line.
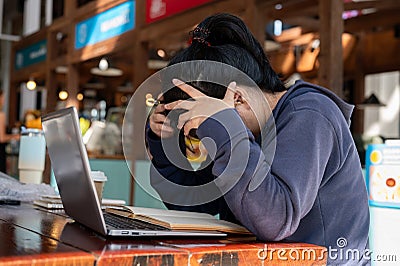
19, 170, 43, 184
91, 171, 107, 200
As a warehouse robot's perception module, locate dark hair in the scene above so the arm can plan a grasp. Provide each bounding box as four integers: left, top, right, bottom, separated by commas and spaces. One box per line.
163, 43, 263, 102
162, 13, 286, 104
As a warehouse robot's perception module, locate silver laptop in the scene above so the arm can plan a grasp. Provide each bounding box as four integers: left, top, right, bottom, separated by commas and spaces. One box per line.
42, 107, 226, 237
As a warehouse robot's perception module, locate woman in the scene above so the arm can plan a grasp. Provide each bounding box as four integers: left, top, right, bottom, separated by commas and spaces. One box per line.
0, 89, 19, 173
147, 13, 370, 265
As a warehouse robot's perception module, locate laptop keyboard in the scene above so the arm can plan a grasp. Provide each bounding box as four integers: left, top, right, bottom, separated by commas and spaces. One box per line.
103, 212, 169, 231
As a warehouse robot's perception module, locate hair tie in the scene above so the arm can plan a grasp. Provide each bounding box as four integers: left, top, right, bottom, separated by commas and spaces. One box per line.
189, 26, 211, 47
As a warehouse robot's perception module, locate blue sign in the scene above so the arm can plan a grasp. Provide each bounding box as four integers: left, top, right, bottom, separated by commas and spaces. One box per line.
15, 40, 47, 70
75, 1, 135, 49
366, 144, 400, 209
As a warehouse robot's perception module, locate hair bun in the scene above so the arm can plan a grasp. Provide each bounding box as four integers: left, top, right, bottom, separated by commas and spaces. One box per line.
190, 26, 211, 46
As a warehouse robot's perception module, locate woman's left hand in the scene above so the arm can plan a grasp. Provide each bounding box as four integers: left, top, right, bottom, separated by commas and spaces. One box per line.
164, 79, 236, 136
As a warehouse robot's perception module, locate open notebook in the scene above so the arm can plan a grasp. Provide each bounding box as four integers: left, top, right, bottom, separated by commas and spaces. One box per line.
42, 107, 248, 237
106, 206, 250, 234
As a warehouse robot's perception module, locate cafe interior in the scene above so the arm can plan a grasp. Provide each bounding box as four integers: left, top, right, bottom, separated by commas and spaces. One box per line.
0, 0, 399, 264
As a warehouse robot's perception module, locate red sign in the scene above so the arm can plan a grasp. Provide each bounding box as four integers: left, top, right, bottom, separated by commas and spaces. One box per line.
146, 0, 214, 24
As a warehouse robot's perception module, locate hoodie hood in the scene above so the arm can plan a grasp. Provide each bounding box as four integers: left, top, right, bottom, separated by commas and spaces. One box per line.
273, 80, 354, 126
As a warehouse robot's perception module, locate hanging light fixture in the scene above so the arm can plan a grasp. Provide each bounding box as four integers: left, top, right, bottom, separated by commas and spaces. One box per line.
357, 93, 386, 109
98, 57, 109, 71
90, 57, 123, 77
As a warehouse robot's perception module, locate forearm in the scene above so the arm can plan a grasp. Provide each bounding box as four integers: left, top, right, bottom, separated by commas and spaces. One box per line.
196, 110, 293, 239
221, 145, 298, 240
197, 109, 332, 241
146, 128, 221, 215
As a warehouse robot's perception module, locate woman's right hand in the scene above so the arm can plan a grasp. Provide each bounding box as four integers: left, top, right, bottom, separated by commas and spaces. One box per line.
149, 95, 175, 139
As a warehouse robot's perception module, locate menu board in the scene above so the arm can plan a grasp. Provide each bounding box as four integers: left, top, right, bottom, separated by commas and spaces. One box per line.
366, 143, 400, 208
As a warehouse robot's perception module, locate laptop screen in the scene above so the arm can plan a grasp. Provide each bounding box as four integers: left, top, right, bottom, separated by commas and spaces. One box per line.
42, 107, 107, 235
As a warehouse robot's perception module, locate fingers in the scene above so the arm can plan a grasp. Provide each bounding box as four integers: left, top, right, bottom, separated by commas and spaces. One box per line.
153, 101, 166, 114
149, 117, 174, 138
176, 112, 189, 130
151, 123, 174, 138
177, 111, 207, 134
224, 81, 236, 102
151, 113, 169, 125
149, 100, 174, 138
162, 80, 237, 135
172, 79, 205, 98
172, 79, 237, 102
152, 120, 173, 131
165, 99, 203, 111
160, 123, 174, 134
164, 100, 184, 110
222, 81, 236, 109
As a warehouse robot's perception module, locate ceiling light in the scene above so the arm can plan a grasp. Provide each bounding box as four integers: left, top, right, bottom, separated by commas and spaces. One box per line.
55, 66, 68, 74
342, 10, 360, 20
90, 67, 123, 77
26, 79, 37, 90
77, 93, 84, 101
121, 95, 128, 104
361, 8, 377, 15
91, 57, 123, 76
146, 97, 156, 107
157, 49, 166, 58
59, 90, 69, 101
56, 32, 66, 41
99, 57, 109, 71
274, 20, 283, 36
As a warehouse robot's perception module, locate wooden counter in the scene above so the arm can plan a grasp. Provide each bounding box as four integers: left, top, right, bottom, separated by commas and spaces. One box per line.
0, 204, 327, 265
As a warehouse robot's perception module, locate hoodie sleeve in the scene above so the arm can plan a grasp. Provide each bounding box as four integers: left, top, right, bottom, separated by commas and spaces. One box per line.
146, 128, 223, 215
196, 106, 340, 241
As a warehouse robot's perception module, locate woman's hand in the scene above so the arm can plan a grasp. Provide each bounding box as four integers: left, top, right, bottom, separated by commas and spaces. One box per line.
165, 79, 236, 136
148, 95, 175, 138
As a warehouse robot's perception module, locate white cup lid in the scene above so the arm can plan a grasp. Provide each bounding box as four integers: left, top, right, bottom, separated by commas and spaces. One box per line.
91, 171, 107, 182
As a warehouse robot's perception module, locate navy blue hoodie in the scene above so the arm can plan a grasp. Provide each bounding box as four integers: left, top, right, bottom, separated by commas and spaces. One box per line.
147, 80, 370, 265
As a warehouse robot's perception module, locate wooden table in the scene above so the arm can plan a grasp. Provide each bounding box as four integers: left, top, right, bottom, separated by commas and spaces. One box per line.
0, 204, 327, 265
